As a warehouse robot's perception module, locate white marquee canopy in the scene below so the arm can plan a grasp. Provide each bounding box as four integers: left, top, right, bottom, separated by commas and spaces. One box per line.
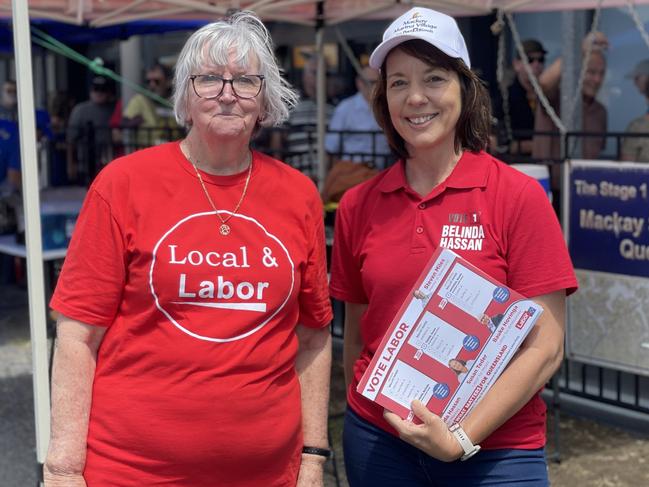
2, 0, 649, 26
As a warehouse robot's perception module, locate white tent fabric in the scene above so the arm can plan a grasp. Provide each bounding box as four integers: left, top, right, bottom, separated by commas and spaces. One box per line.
3, 0, 649, 25
5, 0, 649, 477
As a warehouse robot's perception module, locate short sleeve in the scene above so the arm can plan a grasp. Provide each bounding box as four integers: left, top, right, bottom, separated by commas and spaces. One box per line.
36, 109, 53, 139
621, 120, 641, 159
504, 179, 578, 298
50, 186, 127, 327
66, 105, 82, 142
329, 193, 368, 304
124, 95, 143, 119
7, 139, 19, 170
297, 189, 333, 329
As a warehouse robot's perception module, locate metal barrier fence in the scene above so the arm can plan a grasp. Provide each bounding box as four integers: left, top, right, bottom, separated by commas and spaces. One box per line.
59, 125, 649, 184
58, 125, 399, 186
561, 361, 649, 414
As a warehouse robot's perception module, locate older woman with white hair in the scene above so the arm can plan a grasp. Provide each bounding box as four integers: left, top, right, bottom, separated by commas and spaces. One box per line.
44, 11, 332, 487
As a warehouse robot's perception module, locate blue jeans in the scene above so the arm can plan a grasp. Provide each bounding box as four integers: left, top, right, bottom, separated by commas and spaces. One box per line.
343, 408, 549, 487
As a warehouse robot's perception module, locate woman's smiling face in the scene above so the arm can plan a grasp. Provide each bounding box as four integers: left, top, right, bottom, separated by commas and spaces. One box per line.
385, 48, 462, 157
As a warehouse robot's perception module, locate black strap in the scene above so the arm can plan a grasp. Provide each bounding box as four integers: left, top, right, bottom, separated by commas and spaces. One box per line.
302, 446, 332, 458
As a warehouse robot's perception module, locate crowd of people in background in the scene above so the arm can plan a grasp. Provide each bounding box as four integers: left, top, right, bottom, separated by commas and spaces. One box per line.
2, 26, 649, 199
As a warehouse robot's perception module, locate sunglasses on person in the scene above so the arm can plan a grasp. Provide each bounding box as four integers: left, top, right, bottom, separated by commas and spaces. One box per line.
527, 54, 545, 64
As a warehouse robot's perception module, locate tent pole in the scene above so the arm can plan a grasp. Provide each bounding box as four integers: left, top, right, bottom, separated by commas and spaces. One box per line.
560, 10, 586, 159
11, 0, 51, 476
315, 0, 327, 190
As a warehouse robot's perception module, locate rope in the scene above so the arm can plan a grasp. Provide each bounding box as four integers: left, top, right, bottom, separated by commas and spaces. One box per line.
566, 0, 604, 133
563, 0, 604, 158
505, 11, 566, 134
31, 26, 172, 108
492, 9, 512, 145
626, 0, 649, 50
334, 27, 364, 77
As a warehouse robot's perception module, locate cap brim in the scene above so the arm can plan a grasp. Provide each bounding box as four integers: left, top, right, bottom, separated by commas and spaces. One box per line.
370, 35, 420, 69
370, 34, 468, 69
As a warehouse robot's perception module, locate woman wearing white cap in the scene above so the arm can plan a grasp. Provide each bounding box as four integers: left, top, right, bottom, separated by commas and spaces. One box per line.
330, 7, 577, 486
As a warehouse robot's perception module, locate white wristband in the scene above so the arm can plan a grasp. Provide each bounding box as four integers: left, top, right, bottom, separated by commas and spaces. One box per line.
449, 423, 481, 461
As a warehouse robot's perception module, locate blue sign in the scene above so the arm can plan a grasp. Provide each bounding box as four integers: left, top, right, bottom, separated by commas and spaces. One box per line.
433, 383, 450, 399
569, 162, 649, 277
462, 335, 480, 351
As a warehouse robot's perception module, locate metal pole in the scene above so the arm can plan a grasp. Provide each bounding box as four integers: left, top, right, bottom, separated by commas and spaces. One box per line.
315, 0, 327, 190
11, 0, 51, 474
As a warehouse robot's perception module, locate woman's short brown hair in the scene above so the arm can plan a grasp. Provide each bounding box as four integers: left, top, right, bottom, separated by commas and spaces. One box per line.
372, 39, 491, 159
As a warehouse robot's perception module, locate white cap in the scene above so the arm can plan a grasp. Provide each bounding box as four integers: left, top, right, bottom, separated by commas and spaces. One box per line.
369, 7, 471, 70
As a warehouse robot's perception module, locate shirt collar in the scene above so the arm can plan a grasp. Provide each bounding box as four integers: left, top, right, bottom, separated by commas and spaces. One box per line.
378, 150, 490, 194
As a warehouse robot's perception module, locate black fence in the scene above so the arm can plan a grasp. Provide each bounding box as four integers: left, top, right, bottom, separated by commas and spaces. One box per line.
561, 361, 649, 414
56, 124, 186, 186
56, 125, 649, 185
54, 125, 399, 187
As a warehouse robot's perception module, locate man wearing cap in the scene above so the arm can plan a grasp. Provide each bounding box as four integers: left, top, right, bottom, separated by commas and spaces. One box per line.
122, 63, 178, 148
533, 32, 608, 163
621, 59, 649, 161
494, 39, 547, 156
66, 76, 116, 181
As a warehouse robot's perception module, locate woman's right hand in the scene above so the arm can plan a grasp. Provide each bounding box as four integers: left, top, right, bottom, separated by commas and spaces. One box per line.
43, 465, 87, 486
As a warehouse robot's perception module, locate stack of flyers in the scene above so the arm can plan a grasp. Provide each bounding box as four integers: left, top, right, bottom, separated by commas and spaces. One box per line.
357, 247, 543, 425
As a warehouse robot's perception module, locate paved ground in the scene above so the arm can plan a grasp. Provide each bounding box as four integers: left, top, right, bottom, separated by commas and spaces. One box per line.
0, 284, 39, 486
2, 282, 649, 486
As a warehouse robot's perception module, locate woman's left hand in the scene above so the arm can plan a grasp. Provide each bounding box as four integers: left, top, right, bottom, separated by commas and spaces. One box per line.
383, 400, 463, 462
296, 457, 325, 487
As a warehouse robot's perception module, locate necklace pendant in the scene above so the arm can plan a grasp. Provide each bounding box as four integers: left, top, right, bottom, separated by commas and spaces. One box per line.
219, 223, 231, 236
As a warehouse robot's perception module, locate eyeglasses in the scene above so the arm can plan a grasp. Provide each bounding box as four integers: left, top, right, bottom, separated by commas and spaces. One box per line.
527, 55, 545, 64
147, 78, 164, 86
189, 74, 265, 99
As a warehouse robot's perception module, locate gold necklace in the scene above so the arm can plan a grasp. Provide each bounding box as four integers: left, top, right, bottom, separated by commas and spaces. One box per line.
189, 153, 253, 236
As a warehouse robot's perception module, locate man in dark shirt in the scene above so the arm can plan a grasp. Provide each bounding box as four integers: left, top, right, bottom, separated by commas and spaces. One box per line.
494, 39, 547, 156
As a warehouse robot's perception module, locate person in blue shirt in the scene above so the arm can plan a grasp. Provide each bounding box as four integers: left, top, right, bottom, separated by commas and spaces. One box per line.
0, 119, 20, 191
0, 79, 53, 138
0, 79, 54, 187
325, 65, 392, 169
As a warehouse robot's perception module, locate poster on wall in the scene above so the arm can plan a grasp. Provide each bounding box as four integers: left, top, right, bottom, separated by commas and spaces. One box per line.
566, 160, 649, 376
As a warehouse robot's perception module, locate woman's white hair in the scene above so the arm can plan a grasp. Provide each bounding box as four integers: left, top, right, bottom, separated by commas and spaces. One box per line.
173, 10, 298, 128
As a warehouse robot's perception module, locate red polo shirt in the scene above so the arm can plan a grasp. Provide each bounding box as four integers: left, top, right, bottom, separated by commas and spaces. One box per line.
330, 150, 577, 450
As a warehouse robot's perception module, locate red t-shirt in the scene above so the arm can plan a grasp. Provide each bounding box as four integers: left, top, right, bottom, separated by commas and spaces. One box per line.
51, 142, 332, 486
330, 151, 577, 450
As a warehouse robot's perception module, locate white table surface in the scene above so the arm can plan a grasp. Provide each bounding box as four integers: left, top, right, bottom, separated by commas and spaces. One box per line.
0, 234, 67, 261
